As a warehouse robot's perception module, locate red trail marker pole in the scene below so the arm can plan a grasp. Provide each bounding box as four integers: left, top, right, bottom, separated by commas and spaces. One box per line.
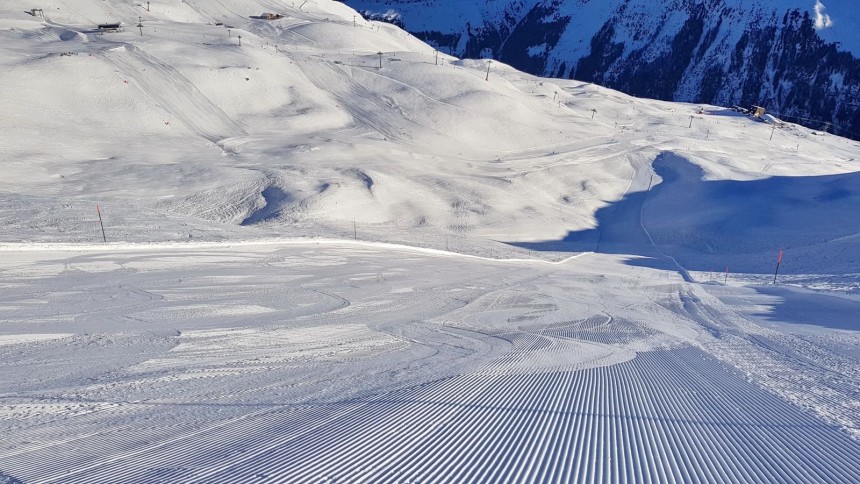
773, 249, 783, 284
96, 205, 107, 242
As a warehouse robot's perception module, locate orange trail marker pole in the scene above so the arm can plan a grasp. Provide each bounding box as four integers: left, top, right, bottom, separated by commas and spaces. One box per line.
773, 249, 783, 285
96, 205, 107, 242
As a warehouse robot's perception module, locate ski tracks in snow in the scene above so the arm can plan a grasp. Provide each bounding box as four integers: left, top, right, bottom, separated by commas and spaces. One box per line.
2, 245, 859, 482
104, 44, 245, 142
41, 347, 859, 483
291, 58, 421, 144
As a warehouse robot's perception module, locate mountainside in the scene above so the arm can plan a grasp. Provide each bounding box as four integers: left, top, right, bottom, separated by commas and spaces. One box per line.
348, 0, 860, 139
1, 0, 858, 278
3, 2, 860, 482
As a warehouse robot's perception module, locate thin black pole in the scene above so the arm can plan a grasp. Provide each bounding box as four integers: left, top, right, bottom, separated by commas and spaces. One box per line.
485, 61, 490, 81
97, 205, 107, 242
353, 220, 357, 240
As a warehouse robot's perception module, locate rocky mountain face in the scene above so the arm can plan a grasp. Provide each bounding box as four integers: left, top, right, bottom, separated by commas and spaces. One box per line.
348, 0, 860, 139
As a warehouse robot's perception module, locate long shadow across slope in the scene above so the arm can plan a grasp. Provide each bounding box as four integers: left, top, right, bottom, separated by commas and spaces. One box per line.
514, 152, 860, 275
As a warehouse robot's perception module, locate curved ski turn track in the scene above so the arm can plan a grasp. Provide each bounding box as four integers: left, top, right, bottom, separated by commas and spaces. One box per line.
1, 241, 858, 482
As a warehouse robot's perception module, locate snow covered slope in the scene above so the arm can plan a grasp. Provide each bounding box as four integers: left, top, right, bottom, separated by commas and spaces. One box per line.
3, 242, 860, 482
349, 0, 860, 139
2, 0, 859, 277
1, 1, 860, 481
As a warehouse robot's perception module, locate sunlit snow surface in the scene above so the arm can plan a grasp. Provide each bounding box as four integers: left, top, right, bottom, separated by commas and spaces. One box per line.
1, 243, 859, 482
1, 0, 859, 481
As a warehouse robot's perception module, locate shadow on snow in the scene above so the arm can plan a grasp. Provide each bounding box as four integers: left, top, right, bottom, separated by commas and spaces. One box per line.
751, 285, 860, 331
511, 152, 860, 275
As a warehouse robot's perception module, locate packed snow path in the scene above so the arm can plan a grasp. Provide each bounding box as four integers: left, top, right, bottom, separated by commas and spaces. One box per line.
1, 242, 858, 482
1, 0, 859, 481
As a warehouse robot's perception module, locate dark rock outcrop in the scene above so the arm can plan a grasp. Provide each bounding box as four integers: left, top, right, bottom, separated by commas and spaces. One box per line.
350, 0, 860, 139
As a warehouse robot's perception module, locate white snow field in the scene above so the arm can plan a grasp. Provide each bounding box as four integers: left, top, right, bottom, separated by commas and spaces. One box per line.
1, 0, 859, 482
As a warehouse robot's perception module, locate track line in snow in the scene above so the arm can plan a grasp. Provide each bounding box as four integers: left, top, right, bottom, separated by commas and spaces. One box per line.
150, 347, 860, 483
0, 237, 592, 266
103, 43, 246, 142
